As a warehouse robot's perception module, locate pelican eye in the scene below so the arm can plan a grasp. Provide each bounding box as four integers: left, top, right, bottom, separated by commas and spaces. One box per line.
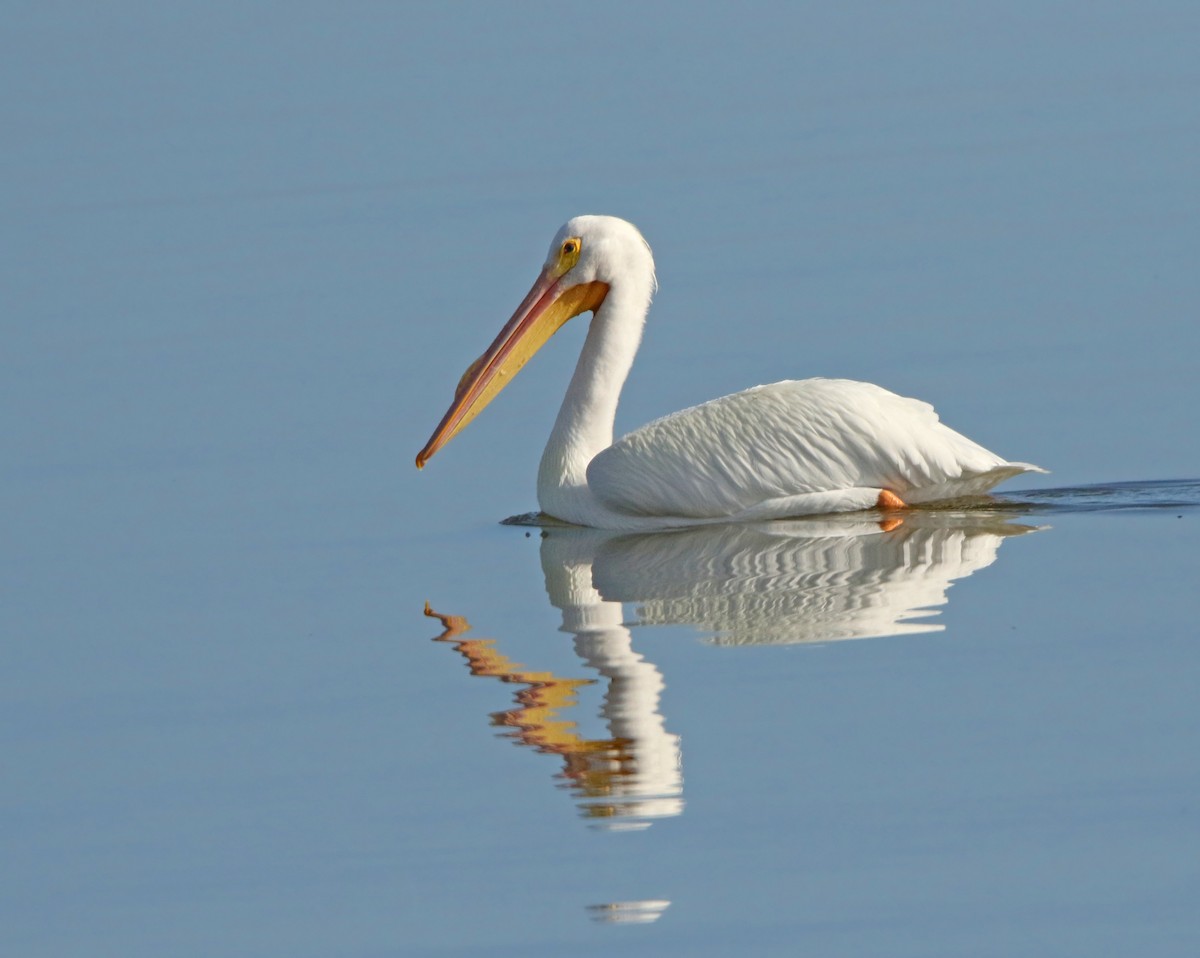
554, 236, 583, 276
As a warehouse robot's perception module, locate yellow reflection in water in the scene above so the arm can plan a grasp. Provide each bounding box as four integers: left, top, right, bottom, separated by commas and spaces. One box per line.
424, 603, 682, 828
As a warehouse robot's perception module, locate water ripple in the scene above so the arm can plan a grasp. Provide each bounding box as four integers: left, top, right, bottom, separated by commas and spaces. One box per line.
999, 478, 1200, 514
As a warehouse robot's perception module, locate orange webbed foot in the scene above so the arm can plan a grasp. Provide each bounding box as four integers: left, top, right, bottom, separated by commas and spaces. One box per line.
876, 489, 907, 511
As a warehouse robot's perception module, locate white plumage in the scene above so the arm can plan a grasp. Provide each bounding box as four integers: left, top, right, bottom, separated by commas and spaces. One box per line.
417, 215, 1043, 529
590, 379, 1036, 521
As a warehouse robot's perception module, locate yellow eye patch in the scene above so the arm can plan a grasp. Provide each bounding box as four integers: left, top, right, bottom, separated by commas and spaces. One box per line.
552, 236, 582, 277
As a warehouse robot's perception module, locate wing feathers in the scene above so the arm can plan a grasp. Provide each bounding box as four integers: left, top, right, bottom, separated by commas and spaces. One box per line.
588, 379, 1040, 518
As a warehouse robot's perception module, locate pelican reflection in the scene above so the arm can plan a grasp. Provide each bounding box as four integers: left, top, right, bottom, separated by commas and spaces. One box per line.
427, 512, 1038, 922
427, 512, 1038, 829
576, 511, 1041, 644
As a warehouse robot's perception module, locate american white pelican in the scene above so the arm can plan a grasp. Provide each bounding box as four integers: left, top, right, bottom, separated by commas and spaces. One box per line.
417, 215, 1044, 529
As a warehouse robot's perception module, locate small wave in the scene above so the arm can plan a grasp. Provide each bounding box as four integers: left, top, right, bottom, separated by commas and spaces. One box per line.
998, 478, 1200, 514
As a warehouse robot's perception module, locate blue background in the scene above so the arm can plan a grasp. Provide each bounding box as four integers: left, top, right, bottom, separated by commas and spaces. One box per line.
3, 3, 1198, 955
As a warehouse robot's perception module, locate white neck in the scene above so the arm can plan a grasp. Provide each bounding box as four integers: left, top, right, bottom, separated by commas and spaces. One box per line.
536, 284, 649, 524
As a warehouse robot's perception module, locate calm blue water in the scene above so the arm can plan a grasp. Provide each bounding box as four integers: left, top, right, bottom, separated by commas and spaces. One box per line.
4, 4, 1199, 956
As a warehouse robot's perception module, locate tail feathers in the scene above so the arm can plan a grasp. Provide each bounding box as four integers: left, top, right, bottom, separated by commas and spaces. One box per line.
1000, 461, 1048, 475
906, 462, 1047, 504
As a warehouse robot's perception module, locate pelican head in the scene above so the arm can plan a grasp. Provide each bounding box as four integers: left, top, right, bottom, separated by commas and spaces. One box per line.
416, 215, 655, 469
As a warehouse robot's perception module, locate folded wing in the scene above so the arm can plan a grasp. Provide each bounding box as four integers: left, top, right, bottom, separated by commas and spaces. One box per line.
588, 379, 1043, 519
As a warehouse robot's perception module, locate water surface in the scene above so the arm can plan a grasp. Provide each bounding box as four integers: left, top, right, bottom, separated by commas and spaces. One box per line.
4, 3, 1199, 956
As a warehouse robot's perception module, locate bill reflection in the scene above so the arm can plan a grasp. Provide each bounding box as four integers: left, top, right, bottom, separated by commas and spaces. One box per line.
425, 599, 683, 832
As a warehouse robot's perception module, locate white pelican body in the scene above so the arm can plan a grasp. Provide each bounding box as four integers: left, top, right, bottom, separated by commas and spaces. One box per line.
418, 216, 1043, 530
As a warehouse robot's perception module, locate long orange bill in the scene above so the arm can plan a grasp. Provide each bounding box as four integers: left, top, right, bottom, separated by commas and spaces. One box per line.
416, 271, 608, 468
